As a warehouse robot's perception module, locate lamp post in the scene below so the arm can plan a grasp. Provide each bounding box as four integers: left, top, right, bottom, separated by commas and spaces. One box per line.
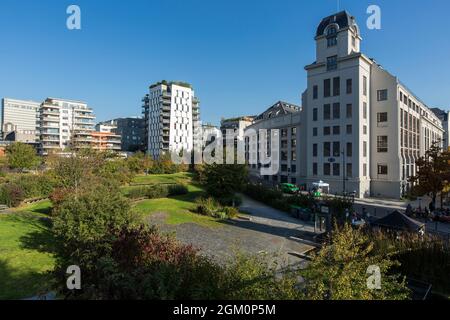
342, 147, 346, 196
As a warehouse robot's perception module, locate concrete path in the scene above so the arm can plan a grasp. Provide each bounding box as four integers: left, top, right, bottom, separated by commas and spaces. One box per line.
147, 195, 316, 268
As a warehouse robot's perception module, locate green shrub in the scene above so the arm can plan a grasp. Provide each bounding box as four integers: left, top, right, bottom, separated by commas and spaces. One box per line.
146, 185, 169, 199
168, 184, 188, 196
127, 186, 150, 199
195, 197, 221, 217
218, 195, 242, 207
223, 206, 239, 219
243, 184, 289, 212
12, 174, 55, 199
0, 183, 25, 207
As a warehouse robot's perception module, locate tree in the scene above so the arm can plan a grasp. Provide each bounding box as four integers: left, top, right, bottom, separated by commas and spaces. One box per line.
203, 163, 248, 198
409, 142, 450, 209
6, 142, 40, 171
301, 223, 410, 300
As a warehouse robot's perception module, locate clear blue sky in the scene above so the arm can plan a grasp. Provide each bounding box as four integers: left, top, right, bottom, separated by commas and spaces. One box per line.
1, 0, 449, 125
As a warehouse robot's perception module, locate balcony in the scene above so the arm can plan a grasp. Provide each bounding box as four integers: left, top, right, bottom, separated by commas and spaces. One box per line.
41, 110, 60, 116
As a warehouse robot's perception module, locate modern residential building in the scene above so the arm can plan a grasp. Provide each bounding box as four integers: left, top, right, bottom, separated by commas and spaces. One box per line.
98, 117, 145, 152
92, 123, 121, 151
39, 98, 95, 154
1, 98, 40, 143
431, 108, 450, 149
142, 81, 200, 159
245, 11, 444, 199
245, 102, 306, 186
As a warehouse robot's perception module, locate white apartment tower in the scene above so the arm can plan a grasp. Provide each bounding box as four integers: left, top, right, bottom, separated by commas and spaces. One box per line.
303, 11, 444, 199
39, 98, 95, 154
142, 81, 200, 159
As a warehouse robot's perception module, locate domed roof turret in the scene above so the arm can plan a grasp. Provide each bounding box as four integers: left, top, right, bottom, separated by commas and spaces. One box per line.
316, 11, 356, 37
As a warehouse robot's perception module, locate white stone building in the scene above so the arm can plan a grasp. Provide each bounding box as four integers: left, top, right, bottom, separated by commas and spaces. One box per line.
246, 11, 444, 199
142, 81, 200, 159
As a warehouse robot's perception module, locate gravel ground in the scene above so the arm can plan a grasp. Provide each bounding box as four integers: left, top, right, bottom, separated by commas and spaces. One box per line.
146, 195, 316, 268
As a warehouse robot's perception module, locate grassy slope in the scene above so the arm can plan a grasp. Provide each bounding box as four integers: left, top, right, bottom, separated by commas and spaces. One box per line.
131, 173, 223, 228
0, 201, 55, 300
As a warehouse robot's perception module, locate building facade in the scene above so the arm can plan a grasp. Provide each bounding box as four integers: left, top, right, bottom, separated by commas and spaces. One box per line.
245, 102, 307, 187
39, 98, 95, 154
1, 98, 41, 143
98, 117, 145, 152
92, 123, 121, 151
431, 108, 450, 150
245, 11, 444, 199
220, 116, 255, 149
142, 81, 200, 159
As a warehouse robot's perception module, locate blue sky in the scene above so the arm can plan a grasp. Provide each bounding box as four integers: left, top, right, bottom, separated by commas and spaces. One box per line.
1, 0, 449, 125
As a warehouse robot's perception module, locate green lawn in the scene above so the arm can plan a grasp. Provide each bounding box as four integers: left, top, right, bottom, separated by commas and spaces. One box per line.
0, 201, 56, 300
132, 174, 223, 228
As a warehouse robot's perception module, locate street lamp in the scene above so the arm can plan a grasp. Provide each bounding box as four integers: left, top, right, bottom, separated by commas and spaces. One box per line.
341, 147, 347, 196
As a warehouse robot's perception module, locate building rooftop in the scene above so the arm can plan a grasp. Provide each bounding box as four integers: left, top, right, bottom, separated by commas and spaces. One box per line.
316, 10, 355, 37
149, 80, 192, 89
254, 101, 301, 122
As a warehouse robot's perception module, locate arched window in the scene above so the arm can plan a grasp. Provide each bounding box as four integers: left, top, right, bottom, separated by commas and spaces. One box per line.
327, 26, 337, 36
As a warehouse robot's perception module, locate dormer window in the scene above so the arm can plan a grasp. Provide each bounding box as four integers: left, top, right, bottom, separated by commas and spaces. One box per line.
326, 25, 338, 47
327, 26, 337, 36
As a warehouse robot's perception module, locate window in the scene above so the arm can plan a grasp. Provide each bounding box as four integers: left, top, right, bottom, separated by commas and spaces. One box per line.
363, 163, 367, 177
346, 143, 352, 157
333, 77, 340, 96
323, 127, 331, 135
313, 144, 318, 157
281, 129, 288, 137
363, 125, 367, 135
378, 164, 388, 175
346, 125, 352, 134
313, 108, 318, 121
333, 163, 340, 176
346, 79, 352, 94
363, 102, 367, 119
363, 76, 367, 96
324, 142, 331, 157
313, 163, 318, 176
377, 136, 388, 153
292, 127, 297, 135
327, 26, 337, 36
377, 89, 388, 101
346, 163, 353, 178
324, 79, 331, 97
313, 127, 318, 136
333, 142, 340, 157
333, 126, 340, 135
377, 112, 388, 123
363, 141, 367, 157
327, 56, 338, 71
327, 36, 337, 47
291, 151, 297, 161
291, 165, 297, 173
313, 85, 318, 100
346, 104, 352, 118
324, 104, 331, 120
333, 103, 340, 119
324, 163, 331, 176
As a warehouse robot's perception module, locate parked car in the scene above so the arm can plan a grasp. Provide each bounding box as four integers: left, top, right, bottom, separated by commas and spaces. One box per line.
281, 183, 299, 194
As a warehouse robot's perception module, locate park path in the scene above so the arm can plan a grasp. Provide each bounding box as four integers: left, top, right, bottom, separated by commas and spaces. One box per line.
148, 195, 316, 268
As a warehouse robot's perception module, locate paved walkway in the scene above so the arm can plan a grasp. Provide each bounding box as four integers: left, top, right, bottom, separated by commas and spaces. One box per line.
147, 195, 316, 268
